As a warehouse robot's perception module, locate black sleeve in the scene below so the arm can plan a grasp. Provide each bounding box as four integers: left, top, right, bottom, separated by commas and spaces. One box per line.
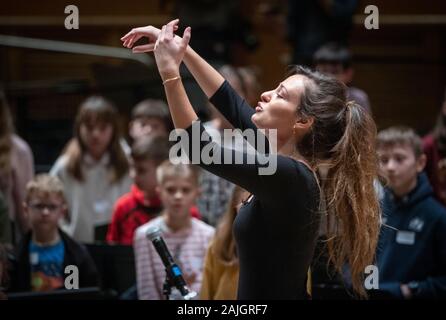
209, 80, 269, 153
177, 120, 312, 204
209, 80, 257, 132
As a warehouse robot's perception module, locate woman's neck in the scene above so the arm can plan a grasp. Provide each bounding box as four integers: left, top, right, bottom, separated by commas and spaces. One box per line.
277, 138, 317, 173
32, 230, 60, 246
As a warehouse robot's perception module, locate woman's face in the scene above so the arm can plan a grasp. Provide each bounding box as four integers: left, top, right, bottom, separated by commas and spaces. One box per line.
251, 75, 306, 141
79, 121, 114, 160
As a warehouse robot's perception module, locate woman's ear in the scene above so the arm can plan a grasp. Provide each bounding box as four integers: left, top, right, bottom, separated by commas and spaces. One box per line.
294, 116, 314, 133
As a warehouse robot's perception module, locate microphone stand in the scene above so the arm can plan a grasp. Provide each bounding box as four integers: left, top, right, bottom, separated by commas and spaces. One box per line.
162, 268, 198, 300
146, 226, 197, 300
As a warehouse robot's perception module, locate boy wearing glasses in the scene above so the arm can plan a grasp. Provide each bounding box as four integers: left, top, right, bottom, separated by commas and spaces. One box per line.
10, 174, 98, 292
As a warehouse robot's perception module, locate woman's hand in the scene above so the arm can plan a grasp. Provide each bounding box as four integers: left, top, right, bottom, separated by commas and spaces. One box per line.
122, 18, 224, 101
121, 19, 190, 80
153, 22, 191, 80
120, 19, 179, 53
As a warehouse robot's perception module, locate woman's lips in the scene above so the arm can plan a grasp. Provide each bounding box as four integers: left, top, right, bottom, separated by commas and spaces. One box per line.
255, 105, 263, 112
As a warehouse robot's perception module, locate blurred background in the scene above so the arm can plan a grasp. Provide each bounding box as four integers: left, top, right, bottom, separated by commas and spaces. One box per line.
1, 0, 446, 172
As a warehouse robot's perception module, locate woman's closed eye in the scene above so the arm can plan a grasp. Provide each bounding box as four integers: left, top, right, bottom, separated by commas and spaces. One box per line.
275, 90, 285, 99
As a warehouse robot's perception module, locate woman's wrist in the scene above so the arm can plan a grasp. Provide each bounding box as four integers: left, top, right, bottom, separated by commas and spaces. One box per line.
160, 70, 180, 82
162, 75, 181, 86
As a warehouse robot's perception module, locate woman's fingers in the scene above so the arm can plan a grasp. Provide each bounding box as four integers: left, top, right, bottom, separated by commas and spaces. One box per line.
181, 27, 192, 49
123, 35, 135, 48
159, 25, 166, 44
132, 43, 155, 53
121, 27, 141, 41
122, 21, 181, 52
121, 26, 157, 42
128, 34, 141, 47
165, 22, 174, 41
124, 36, 136, 48
123, 35, 136, 48
166, 18, 180, 34
127, 35, 136, 47
120, 30, 134, 41
122, 31, 140, 47
154, 35, 160, 51
167, 18, 179, 27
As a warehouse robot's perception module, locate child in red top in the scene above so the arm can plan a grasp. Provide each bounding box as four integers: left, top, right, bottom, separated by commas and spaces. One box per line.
106, 136, 200, 245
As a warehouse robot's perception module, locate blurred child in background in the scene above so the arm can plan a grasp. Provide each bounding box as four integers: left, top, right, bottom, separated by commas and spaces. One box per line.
376, 127, 446, 299
134, 161, 214, 300
51, 96, 132, 243
129, 99, 173, 143
313, 43, 371, 113
11, 174, 98, 292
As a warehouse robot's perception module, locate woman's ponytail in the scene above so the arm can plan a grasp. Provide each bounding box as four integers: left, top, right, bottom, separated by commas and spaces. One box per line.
323, 101, 381, 298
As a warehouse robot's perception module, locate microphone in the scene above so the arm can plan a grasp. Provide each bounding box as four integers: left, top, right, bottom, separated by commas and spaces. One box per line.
146, 226, 197, 300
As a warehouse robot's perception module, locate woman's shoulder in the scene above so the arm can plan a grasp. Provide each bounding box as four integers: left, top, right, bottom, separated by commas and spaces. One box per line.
274, 155, 317, 181
266, 156, 320, 201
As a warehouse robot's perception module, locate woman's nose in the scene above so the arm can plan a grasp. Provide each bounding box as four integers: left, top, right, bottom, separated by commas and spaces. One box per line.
260, 91, 271, 102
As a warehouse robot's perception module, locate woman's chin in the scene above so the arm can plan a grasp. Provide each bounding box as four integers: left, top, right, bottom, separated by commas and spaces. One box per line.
251, 113, 261, 127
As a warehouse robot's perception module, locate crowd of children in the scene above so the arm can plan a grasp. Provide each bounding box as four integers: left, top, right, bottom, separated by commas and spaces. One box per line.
0, 43, 445, 300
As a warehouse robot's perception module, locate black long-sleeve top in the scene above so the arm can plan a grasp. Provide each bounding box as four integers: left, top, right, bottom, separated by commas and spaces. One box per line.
181, 81, 321, 299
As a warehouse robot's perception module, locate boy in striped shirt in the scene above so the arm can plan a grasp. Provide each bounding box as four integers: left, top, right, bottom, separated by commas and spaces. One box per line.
134, 160, 214, 300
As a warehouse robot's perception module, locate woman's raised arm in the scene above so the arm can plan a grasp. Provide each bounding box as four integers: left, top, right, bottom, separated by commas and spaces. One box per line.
122, 19, 257, 132
121, 19, 224, 98
151, 23, 197, 130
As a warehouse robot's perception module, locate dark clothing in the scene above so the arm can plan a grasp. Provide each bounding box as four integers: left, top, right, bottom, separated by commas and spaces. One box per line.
180, 81, 321, 299
376, 173, 446, 299
10, 230, 99, 292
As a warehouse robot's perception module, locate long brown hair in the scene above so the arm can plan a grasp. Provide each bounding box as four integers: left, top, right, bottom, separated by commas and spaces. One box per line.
213, 186, 246, 266
289, 66, 381, 298
0, 91, 13, 175
64, 96, 129, 182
